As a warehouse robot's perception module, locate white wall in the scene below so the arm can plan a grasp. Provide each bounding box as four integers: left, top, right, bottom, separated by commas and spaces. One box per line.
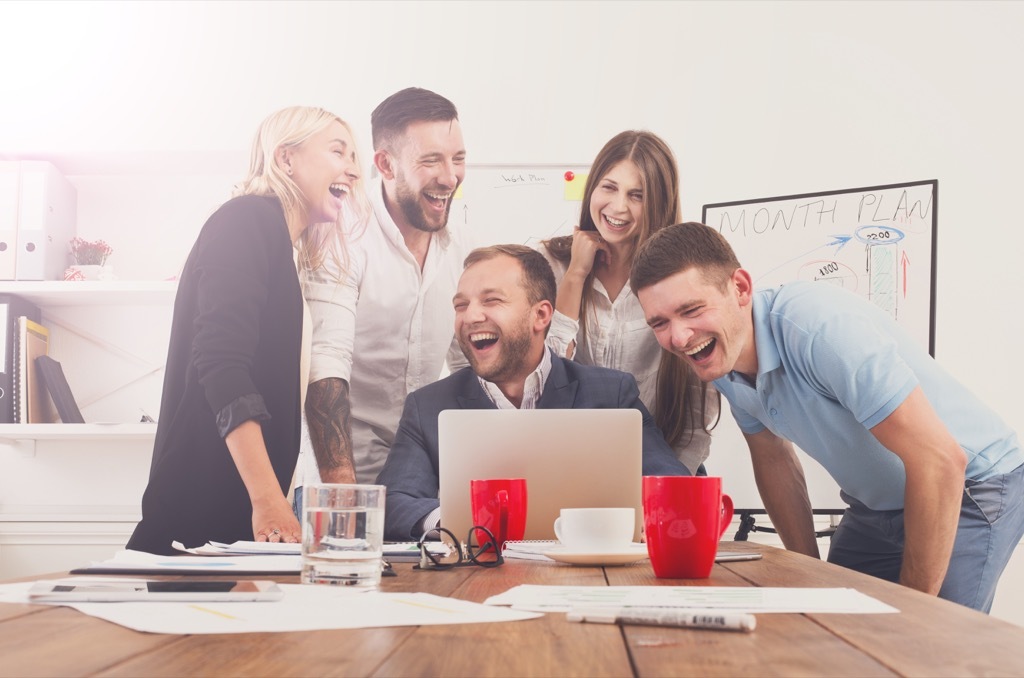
2, 0, 1022, 621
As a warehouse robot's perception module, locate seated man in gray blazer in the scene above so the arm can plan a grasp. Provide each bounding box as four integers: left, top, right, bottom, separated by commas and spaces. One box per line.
376, 244, 691, 540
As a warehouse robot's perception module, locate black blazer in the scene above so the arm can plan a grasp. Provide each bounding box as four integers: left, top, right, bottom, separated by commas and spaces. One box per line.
127, 195, 303, 555
376, 354, 691, 540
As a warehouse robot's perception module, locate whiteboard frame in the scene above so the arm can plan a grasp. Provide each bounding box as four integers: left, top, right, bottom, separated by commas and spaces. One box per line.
702, 179, 938, 357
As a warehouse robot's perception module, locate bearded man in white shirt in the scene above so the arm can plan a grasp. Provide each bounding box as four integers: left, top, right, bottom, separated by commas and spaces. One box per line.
301, 87, 472, 486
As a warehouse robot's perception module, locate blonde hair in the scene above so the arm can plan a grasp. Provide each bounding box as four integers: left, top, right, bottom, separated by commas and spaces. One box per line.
233, 106, 370, 275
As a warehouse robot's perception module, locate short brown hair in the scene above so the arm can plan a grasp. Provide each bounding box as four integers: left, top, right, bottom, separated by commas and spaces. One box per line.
631, 222, 741, 293
463, 244, 556, 307
371, 87, 459, 152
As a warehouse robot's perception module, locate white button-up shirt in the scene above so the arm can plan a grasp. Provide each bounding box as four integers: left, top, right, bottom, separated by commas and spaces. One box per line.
300, 178, 473, 484
479, 346, 552, 411
537, 246, 714, 473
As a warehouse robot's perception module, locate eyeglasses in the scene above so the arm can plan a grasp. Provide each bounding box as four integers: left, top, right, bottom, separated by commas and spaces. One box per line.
415, 525, 505, 570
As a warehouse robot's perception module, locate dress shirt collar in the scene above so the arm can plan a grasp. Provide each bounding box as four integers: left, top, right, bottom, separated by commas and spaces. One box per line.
478, 346, 553, 410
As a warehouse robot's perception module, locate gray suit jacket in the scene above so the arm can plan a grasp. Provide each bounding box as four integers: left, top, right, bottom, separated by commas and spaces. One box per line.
376, 354, 691, 540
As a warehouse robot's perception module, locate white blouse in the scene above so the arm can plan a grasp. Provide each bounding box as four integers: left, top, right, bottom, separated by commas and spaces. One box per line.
537, 245, 715, 473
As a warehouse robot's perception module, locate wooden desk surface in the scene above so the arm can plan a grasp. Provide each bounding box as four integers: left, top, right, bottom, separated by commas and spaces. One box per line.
2, 542, 1022, 677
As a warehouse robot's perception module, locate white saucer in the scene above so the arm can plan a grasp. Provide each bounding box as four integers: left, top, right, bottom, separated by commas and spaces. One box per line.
543, 544, 649, 566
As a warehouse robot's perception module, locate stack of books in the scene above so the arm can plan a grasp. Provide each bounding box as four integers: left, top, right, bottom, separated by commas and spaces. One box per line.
0, 293, 84, 423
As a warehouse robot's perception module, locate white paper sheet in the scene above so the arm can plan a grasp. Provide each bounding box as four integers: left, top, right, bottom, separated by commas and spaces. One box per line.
0, 581, 541, 634
485, 585, 898, 614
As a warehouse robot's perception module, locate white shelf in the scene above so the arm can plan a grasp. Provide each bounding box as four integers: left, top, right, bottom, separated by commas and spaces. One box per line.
0, 280, 177, 306
1, 150, 248, 177
0, 423, 158, 443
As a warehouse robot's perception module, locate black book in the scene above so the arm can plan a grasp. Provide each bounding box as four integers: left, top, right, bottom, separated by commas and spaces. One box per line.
34, 355, 85, 424
0, 294, 41, 423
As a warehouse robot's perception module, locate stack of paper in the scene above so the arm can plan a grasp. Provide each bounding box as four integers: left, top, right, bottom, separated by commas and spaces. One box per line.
172, 541, 299, 556
72, 550, 303, 575
170, 540, 451, 563
502, 540, 560, 561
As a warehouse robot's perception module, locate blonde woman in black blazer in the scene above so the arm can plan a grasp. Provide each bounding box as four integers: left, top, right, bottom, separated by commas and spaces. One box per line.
128, 107, 367, 555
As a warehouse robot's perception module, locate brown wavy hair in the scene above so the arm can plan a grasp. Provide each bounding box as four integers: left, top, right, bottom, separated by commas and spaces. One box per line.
543, 131, 718, 450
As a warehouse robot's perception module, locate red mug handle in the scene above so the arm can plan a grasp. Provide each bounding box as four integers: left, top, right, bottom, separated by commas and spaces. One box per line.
718, 494, 734, 540
497, 489, 509, 545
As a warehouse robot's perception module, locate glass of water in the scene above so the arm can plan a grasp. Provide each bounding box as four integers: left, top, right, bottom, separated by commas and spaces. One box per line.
301, 484, 386, 589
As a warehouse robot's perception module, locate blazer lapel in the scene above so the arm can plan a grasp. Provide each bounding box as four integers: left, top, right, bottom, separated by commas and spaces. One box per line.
536, 355, 579, 408
455, 371, 498, 409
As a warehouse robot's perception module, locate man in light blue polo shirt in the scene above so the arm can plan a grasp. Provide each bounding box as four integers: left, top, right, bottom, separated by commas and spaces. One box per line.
631, 222, 1024, 612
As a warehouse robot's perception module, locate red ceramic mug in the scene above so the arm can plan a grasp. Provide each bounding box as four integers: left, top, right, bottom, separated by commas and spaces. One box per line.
470, 478, 527, 551
643, 476, 734, 578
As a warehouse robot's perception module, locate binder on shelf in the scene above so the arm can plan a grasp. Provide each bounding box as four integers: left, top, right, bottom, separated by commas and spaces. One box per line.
15, 316, 55, 423
35, 355, 85, 423
0, 162, 19, 280
0, 294, 41, 423
16, 160, 77, 281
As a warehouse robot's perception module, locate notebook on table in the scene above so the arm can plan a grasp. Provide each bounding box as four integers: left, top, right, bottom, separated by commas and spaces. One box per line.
438, 409, 643, 542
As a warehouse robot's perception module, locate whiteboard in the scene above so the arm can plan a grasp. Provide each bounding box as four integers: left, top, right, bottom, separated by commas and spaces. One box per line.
701, 180, 938, 510
453, 164, 590, 248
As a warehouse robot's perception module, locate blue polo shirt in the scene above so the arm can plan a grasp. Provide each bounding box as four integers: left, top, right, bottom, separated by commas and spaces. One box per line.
714, 281, 1023, 511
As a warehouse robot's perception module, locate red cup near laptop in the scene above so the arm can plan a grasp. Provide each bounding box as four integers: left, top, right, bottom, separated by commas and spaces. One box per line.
643, 476, 734, 579
470, 478, 527, 551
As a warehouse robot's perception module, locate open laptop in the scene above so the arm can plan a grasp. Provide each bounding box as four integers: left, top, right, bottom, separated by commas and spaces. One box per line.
438, 409, 643, 542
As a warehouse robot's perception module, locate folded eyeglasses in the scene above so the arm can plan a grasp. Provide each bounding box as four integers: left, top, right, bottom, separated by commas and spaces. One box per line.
415, 525, 505, 570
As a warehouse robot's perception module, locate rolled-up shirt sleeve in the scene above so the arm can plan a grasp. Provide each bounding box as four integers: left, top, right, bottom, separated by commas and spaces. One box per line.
215, 393, 271, 438
546, 309, 580, 360
304, 247, 360, 384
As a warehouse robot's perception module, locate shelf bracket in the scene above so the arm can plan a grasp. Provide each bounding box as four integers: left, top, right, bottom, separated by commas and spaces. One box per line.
0, 438, 37, 457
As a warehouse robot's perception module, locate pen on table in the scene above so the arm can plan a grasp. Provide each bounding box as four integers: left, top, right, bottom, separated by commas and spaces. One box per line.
566, 607, 756, 632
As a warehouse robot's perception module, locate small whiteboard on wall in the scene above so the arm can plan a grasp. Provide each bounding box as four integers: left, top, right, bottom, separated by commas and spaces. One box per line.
701, 180, 938, 511
452, 164, 590, 248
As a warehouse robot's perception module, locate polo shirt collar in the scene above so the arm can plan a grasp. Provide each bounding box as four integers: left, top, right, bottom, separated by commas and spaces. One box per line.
722, 287, 781, 387
750, 287, 782, 377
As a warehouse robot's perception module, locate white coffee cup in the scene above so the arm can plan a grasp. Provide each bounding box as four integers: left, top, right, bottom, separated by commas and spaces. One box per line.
553, 507, 635, 552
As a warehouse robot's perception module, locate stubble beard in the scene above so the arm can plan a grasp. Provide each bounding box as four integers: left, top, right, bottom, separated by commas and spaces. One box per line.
461, 321, 533, 386
394, 176, 451, 234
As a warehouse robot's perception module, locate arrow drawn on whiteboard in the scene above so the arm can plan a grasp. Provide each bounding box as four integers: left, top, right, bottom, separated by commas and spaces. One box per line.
901, 250, 909, 298
827, 234, 853, 253
753, 235, 854, 284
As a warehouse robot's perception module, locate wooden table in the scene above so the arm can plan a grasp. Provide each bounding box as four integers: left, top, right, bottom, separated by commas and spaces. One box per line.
2, 541, 1023, 677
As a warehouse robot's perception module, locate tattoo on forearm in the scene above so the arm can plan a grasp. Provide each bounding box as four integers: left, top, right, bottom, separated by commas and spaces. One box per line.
307, 378, 355, 476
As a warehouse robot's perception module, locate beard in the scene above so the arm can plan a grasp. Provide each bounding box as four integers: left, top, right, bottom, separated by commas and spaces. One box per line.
459, 319, 534, 385
394, 171, 453, 234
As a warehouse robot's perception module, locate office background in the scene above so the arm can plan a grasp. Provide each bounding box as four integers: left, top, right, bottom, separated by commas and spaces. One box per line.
1, 1, 1021, 623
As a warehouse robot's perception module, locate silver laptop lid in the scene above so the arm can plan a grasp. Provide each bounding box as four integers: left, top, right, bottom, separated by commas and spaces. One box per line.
438, 408, 643, 541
